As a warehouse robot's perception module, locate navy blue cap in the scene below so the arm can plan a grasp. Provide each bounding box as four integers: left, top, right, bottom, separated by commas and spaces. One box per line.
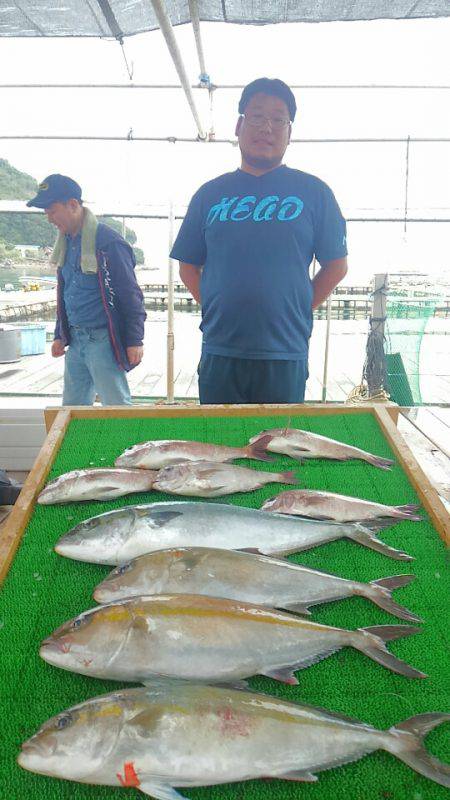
238, 78, 297, 121
26, 174, 82, 209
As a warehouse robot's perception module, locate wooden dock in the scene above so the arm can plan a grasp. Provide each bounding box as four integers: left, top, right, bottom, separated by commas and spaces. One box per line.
0, 316, 448, 405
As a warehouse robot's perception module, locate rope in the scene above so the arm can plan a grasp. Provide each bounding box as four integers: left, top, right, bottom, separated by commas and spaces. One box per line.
347, 277, 390, 403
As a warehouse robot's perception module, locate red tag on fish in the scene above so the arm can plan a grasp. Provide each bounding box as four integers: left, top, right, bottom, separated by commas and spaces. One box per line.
117, 762, 141, 788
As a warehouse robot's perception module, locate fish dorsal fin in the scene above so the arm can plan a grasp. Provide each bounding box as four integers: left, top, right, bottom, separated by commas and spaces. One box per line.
261, 647, 342, 683
281, 603, 311, 615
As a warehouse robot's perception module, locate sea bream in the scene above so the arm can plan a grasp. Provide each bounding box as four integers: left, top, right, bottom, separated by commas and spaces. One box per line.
262, 489, 422, 523
249, 427, 394, 469
151, 461, 298, 497
17, 682, 450, 797
54, 501, 414, 565
39, 594, 426, 683
114, 435, 273, 469
37, 468, 157, 504
93, 546, 420, 622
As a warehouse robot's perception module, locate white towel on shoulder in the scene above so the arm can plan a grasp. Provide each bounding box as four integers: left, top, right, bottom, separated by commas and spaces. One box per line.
50, 207, 99, 274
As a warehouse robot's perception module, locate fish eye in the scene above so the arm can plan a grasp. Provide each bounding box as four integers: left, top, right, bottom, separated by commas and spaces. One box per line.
57, 714, 72, 730
71, 617, 85, 630
116, 562, 132, 576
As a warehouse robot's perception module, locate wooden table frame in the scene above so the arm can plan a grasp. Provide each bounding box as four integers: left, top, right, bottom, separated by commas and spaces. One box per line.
1, 403, 448, 586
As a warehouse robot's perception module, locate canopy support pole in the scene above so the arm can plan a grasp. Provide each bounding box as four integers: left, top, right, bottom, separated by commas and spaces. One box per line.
166, 200, 175, 403
149, 0, 207, 140
321, 295, 332, 402
188, 0, 208, 82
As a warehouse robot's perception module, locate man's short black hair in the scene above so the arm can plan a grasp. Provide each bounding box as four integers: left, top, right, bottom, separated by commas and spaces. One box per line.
238, 78, 297, 121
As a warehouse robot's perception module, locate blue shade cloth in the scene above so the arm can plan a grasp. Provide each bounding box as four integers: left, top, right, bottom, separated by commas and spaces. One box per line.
171, 166, 347, 360
61, 234, 108, 328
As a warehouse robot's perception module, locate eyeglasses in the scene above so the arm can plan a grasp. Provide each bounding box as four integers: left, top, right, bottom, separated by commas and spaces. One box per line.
242, 113, 290, 130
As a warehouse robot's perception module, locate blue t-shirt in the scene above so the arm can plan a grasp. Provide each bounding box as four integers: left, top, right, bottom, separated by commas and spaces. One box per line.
170, 165, 347, 359
61, 234, 108, 328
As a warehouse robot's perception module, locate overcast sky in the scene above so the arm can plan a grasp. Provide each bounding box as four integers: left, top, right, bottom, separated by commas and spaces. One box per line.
1, 16, 449, 282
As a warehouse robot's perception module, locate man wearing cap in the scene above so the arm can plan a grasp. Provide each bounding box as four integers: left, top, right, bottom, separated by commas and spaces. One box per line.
171, 77, 348, 404
27, 174, 146, 405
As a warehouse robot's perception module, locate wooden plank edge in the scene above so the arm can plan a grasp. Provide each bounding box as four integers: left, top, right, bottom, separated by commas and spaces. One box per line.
0, 408, 71, 585
374, 406, 450, 545
44, 407, 61, 433
55, 402, 380, 420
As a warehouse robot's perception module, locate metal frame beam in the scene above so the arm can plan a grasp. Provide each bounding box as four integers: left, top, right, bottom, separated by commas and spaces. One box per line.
188, 0, 208, 83
149, 0, 206, 139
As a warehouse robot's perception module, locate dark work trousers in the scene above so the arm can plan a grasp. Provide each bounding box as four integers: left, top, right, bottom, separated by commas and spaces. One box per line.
198, 354, 309, 404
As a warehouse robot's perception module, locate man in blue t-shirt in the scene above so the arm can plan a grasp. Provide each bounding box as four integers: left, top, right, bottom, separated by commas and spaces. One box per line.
171, 77, 348, 404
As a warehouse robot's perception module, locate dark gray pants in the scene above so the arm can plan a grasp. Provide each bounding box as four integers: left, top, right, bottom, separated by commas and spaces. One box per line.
198, 354, 308, 404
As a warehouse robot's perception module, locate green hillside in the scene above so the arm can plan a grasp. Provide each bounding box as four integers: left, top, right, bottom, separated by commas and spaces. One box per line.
0, 159, 144, 262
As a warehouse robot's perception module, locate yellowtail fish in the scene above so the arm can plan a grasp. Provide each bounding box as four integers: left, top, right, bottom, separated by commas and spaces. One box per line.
37, 468, 156, 504
262, 489, 422, 522
93, 546, 420, 622
18, 682, 450, 797
39, 594, 426, 683
151, 461, 298, 497
249, 428, 394, 469
54, 501, 414, 565
114, 435, 273, 469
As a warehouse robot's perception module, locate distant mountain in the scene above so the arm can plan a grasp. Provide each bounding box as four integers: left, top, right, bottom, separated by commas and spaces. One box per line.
0, 158, 144, 262
0, 158, 37, 200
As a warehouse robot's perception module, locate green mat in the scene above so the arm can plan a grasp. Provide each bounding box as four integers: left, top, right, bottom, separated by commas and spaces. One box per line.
1, 411, 449, 800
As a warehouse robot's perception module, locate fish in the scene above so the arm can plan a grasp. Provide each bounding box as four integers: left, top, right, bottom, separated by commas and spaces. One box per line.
17, 681, 450, 797
39, 593, 426, 683
54, 501, 414, 565
114, 435, 273, 469
93, 546, 420, 622
249, 427, 394, 469
37, 468, 157, 505
151, 461, 298, 497
262, 489, 422, 522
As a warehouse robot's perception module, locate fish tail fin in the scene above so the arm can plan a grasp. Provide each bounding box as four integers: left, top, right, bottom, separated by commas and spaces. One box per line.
354, 624, 427, 678
245, 435, 274, 462
365, 575, 421, 622
393, 504, 422, 521
387, 713, 450, 787
345, 523, 414, 561
365, 454, 394, 470
278, 471, 299, 485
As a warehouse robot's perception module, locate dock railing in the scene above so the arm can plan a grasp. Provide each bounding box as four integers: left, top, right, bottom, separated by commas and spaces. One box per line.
1, 207, 449, 402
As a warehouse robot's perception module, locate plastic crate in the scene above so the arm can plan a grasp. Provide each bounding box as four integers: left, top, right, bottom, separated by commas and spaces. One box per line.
16, 323, 47, 356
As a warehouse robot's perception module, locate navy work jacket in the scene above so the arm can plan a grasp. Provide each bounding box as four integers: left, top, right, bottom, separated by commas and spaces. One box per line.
54, 223, 146, 371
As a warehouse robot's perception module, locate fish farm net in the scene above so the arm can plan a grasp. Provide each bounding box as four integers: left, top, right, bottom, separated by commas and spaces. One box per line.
385, 300, 437, 406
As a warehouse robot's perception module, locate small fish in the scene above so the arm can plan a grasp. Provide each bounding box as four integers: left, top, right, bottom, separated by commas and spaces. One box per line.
249, 428, 394, 469
55, 501, 414, 565
114, 435, 273, 469
37, 468, 157, 505
262, 489, 422, 523
17, 681, 450, 797
93, 546, 420, 622
152, 461, 298, 497
39, 594, 426, 683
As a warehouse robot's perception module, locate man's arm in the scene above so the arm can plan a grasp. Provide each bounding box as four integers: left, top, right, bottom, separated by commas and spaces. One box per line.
179, 262, 203, 304
312, 257, 348, 310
